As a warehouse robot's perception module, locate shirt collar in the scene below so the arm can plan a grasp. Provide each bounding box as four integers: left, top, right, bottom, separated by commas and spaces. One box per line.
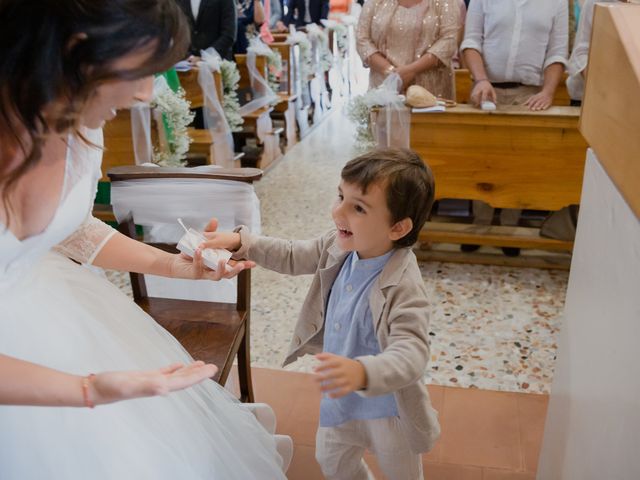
350, 250, 394, 271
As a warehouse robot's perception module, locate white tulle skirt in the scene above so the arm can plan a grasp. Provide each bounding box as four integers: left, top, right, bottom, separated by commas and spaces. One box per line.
0, 253, 286, 479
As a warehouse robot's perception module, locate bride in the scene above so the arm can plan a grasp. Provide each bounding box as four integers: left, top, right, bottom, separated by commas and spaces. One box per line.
0, 0, 290, 478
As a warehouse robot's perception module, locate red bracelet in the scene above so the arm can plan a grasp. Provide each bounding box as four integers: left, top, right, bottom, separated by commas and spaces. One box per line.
82, 374, 96, 408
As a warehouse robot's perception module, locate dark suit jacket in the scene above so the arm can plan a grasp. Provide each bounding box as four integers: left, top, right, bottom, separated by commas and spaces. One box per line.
177, 0, 237, 60
283, 0, 329, 27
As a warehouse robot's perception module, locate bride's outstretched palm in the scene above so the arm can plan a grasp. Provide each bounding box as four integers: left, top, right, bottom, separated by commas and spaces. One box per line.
92, 362, 218, 405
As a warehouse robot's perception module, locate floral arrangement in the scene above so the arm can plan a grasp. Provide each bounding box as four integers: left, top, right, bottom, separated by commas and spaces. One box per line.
266, 49, 283, 93
346, 77, 406, 151
307, 26, 333, 73
288, 31, 313, 83
219, 59, 244, 132
321, 20, 348, 58
346, 94, 376, 151
150, 84, 194, 166
317, 41, 333, 73
298, 37, 313, 81
332, 24, 348, 57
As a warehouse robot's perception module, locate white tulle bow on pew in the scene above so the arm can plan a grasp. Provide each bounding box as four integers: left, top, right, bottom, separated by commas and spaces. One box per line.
198, 48, 236, 168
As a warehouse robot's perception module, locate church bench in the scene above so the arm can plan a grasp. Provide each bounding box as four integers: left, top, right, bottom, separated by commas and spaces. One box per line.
177, 67, 234, 166
271, 41, 310, 138
234, 54, 284, 170
410, 104, 588, 259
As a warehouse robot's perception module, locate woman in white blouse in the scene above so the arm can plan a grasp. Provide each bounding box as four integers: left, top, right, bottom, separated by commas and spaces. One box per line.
566, 0, 619, 103
461, 0, 568, 111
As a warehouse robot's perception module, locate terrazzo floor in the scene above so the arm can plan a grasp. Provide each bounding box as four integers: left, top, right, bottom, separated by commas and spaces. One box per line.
106, 107, 569, 395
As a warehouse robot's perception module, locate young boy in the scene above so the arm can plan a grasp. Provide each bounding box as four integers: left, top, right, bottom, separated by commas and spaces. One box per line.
203, 148, 440, 479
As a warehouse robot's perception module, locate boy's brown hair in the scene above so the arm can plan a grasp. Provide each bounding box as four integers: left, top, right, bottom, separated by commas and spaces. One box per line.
341, 148, 435, 248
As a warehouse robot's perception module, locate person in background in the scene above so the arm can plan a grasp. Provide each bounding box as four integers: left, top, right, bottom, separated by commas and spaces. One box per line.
566, 0, 619, 105
460, 0, 568, 256
452, 0, 468, 69
234, 0, 266, 54
284, 0, 330, 27
356, 0, 460, 98
269, 0, 288, 31
461, 0, 568, 111
177, 0, 237, 61
330, 0, 352, 15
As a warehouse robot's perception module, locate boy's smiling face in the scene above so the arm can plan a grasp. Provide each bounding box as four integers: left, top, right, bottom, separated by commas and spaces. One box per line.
332, 180, 412, 259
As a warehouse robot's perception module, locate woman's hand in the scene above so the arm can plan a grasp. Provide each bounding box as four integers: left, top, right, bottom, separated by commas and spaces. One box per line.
314, 353, 367, 399
167, 218, 253, 281
91, 362, 218, 405
167, 250, 251, 281
470, 79, 497, 107
395, 65, 416, 90
524, 89, 553, 111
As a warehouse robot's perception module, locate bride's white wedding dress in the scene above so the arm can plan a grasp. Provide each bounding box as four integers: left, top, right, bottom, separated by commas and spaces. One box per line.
0, 130, 288, 479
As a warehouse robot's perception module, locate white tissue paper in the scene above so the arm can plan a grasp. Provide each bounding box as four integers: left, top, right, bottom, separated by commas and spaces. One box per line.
177, 228, 233, 272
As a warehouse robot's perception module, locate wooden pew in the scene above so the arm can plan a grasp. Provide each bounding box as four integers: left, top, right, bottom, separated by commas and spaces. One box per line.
455, 69, 573, 106
178, 67, 223, 109
271, 32, 289, 42
177, 67, 225, 164
234, 53, 283, 170
410, 104, 588, 266
102, 110, 138, 182
269, 41, 300, 148
271, 40, 311, 137
102, 68, 225, 182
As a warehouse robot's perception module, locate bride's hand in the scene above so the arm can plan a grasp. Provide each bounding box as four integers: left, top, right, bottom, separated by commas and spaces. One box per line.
168, 250, 254, 281
91, 361, 218, 405
167, 217, 255, 281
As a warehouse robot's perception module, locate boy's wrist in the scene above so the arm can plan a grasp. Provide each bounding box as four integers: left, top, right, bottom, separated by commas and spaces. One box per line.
231, 232, 242, 252
355, 360, 367, 390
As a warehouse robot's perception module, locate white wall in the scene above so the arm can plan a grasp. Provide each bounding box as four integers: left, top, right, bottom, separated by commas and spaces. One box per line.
537, 149, 640, 479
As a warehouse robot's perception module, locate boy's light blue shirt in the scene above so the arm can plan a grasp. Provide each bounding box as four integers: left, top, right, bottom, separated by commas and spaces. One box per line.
319, 250, 399, 428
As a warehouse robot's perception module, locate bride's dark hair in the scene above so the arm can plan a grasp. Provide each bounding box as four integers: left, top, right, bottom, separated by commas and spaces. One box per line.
0, 0, 189, 223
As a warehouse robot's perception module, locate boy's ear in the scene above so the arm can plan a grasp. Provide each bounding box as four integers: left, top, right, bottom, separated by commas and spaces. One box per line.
389, 217, 413, 241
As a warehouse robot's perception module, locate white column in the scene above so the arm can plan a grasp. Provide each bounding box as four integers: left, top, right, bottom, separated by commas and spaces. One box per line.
537, 149, 640, 479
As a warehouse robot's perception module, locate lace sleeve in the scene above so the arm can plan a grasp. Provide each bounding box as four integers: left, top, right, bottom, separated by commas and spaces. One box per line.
53, 215, 117, 265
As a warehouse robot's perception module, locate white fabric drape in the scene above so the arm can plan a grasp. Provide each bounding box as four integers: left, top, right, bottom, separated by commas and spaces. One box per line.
111, 172, 261, 303
370, 73, 410, 149
199, 48, 236, 167
238, 38, 279, 117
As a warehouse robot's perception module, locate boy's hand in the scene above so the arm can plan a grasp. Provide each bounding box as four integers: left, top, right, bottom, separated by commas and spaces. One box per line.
198, 218, 242, 252
314, 353, 367, 399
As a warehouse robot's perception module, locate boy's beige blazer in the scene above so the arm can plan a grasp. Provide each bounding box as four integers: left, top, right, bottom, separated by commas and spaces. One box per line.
234, 227, 441, 453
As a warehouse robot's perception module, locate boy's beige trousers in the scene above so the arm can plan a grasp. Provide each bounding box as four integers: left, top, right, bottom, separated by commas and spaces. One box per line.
316, 417, 424, 480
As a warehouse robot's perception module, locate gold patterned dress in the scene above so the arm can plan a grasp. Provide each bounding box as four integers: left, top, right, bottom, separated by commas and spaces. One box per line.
356, 0, 459, 99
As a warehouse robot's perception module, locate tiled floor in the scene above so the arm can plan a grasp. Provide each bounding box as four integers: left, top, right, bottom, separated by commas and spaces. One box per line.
105, 106, 568, 394
229, 367, 547, 480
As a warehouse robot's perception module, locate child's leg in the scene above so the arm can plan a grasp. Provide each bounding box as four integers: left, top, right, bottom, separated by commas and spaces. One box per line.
364, 417, 424, 480
316, 422, 371, 480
